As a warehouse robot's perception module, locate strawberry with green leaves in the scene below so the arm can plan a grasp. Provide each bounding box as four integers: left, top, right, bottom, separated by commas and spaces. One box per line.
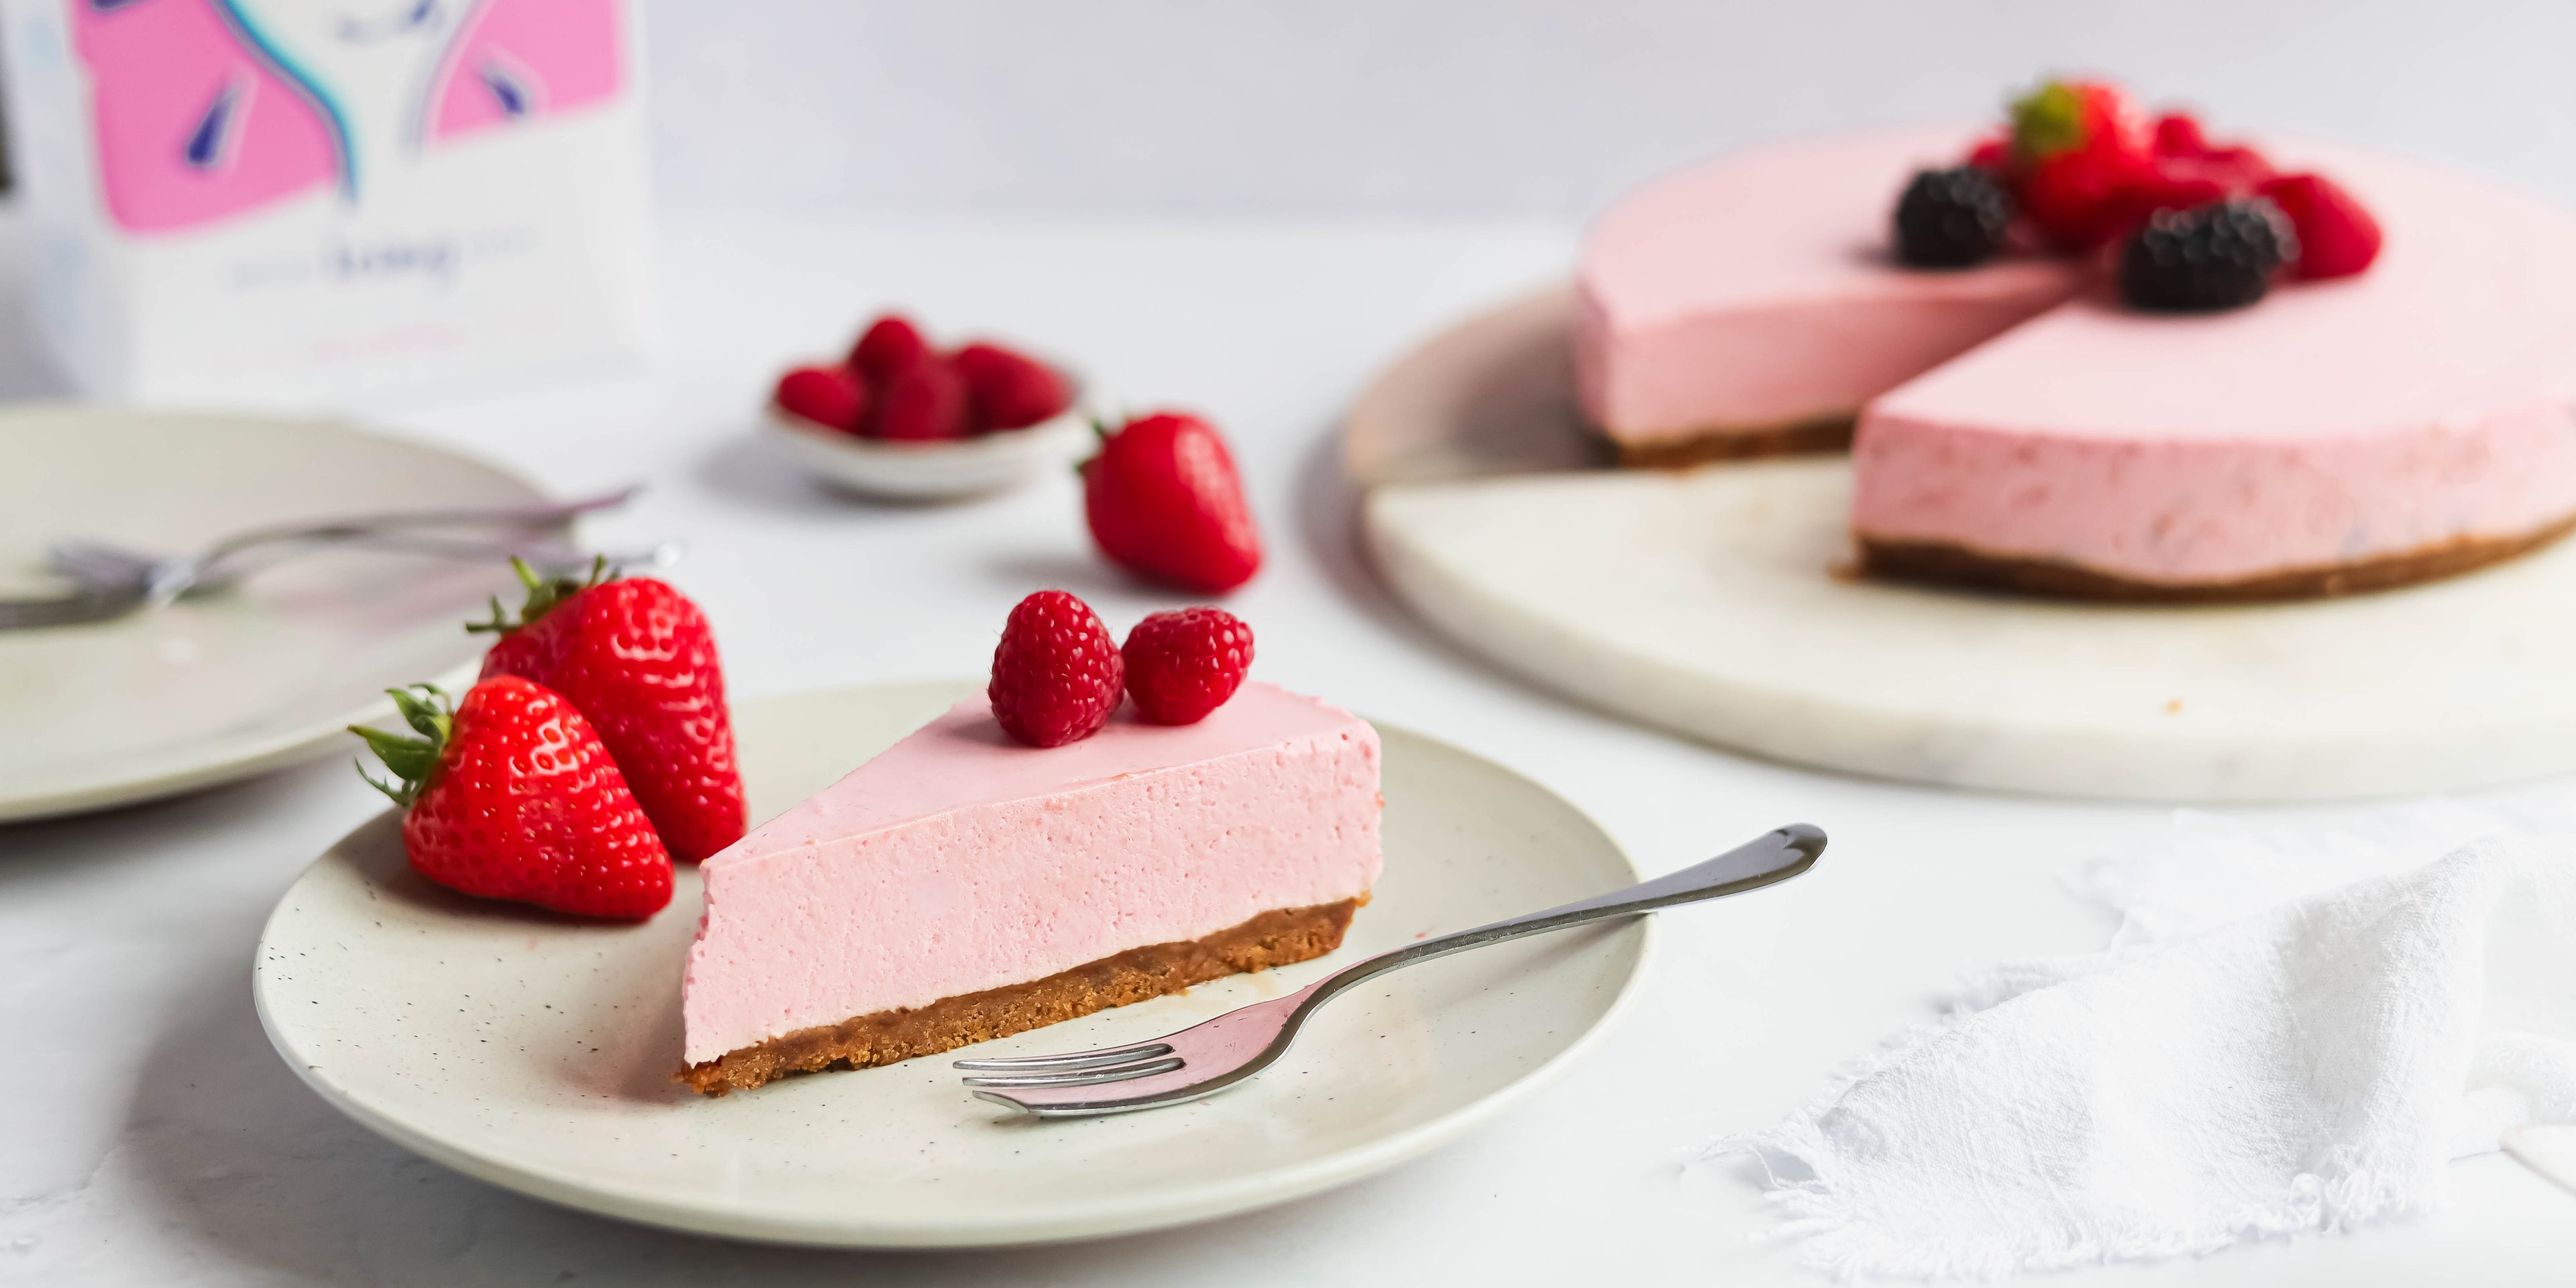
2008, 78, 2155, 251
473, 559, 747, 863
354, 678, 674, 919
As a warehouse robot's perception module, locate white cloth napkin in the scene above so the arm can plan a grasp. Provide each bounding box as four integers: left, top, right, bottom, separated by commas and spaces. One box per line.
1717, 802, 2576, 1281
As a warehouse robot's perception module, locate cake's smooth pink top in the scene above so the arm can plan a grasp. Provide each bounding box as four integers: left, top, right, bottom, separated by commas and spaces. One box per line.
1854, 142, 2576, 584
1576, 126, 2086, 442
682, 682, 1383, 1065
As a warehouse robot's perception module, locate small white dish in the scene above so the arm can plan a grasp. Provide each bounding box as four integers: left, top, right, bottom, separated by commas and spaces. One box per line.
0, 405, 541, 822
762, 402, 1093, 501
254, 679, 1649, 1247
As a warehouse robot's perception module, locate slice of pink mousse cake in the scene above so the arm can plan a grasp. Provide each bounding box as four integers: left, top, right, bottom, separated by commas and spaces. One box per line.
679, 681, 1383, 1095
1575, 125, 2086, 465
1854, 142, 2576, 600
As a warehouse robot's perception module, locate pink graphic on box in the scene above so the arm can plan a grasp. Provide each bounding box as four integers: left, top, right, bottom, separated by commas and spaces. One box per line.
71, 0, 625, 235
427, 0, 622, 142
73, 0, 338, 233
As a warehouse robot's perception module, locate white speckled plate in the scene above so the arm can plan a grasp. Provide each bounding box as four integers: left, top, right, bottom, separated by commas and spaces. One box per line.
0, 405, 540, 821
252, 680, 1648, 1247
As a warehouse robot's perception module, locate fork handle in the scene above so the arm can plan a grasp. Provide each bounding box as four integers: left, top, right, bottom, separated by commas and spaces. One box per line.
1307, 823, 1825, 1008
200, 485, 640, 563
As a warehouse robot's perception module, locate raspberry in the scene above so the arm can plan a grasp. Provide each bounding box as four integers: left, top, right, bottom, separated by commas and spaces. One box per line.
2128, 145, 2275, 217
953, 341, 1073, 432
2257, 173, 2383, 280
1893, 166, 2014, 268
773, 364, 868, 433
2151, 111, 2210, 157
989, 590, 1124, 747
849, 314, 930, 382
869, 356, 969, 440
1963, 134, 2010, 177
2118, 198, 2298, 313
1122, 607, 1254, 725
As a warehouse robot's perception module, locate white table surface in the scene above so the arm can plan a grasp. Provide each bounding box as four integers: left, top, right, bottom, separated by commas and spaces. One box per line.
6, 210, 2573, 1285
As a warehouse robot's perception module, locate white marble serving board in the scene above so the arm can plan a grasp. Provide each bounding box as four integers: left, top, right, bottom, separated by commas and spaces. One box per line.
1349, 288, 2576, 802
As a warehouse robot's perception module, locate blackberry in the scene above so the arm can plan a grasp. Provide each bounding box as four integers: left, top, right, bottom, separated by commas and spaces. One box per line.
2118, 198, 2300, 312
1892, 166, 2014, 268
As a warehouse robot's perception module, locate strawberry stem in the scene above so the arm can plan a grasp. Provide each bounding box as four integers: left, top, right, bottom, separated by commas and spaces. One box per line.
350, 684, 453, 808
465, 555, 614, 636
1077, 413, 1122, 476
2009, 80, 2086, 164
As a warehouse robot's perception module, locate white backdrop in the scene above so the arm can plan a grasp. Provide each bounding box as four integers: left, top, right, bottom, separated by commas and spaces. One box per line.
643, 0, 2576, 217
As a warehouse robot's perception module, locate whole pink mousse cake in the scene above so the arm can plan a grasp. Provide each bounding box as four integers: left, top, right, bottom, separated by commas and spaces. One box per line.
678, 681, 1383, 1093
1574, 125, 2086, 464
1853, 141, 2576, 598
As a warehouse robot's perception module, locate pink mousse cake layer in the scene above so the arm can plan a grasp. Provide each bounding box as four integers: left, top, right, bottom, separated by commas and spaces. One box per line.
1576, 126, 2086, 445
1853, 142, 2576, 585
682, 682, 1383, 1065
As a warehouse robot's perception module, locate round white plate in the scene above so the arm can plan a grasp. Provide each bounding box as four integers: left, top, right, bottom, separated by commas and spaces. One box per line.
0, 406, 542, 822
253, 680, 1648, 1247
1352, 287, 2576, 802
763, 403, 1093, 500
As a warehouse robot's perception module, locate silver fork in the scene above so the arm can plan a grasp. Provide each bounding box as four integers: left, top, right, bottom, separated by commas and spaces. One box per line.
957, 822, 1827, 1117
50, 485, 639, 602
3, 487, 646, 631
49, 531, 682, 600
0, 537, 680, 631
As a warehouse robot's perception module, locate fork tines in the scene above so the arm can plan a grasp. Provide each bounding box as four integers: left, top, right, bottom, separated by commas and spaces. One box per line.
954, 1040, 1181, 1089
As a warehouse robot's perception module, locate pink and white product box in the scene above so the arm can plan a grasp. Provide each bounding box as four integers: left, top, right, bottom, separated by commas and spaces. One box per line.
0, 0, 655, 404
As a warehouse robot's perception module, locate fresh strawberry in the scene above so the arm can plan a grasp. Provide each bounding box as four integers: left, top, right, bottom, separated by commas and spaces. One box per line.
2258, 172, 2383, 280
773, 364, 869, 433
868, 354, 969, 440
1081, 411, 1264, 594
849, 313, 930, 382
474, 560, 746, 863
1122, 607, 1254, 725
952, 341, 1072, 432
2008, 78, 2154, 250
2014, 145, 2149, 252
353, 679, 673, 919
989, 590, 1124, 747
